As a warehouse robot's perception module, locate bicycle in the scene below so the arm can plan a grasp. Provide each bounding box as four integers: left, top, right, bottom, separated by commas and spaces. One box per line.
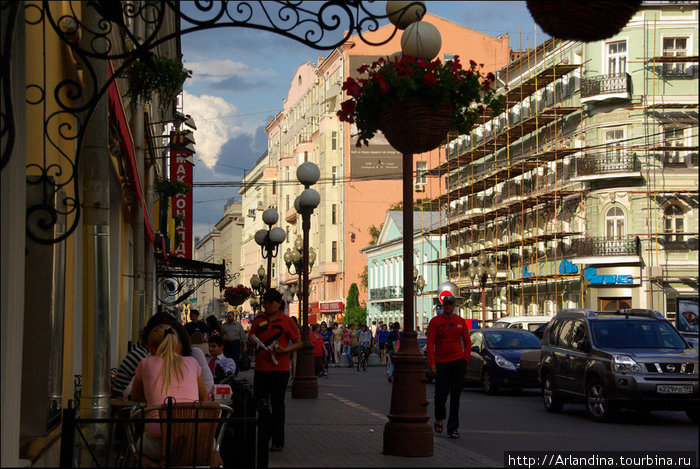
356, 345, 369, 371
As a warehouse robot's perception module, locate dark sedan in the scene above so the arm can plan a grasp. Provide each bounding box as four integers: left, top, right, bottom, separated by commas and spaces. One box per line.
464, 328, 542, 394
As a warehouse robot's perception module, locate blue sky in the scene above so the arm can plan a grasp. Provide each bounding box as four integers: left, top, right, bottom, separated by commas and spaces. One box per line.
180, 1, 548, 238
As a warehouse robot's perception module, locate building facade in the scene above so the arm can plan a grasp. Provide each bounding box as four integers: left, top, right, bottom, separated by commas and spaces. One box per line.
363, 212, 447, 330
242, 13, 511, 321
428, 2, 698, 323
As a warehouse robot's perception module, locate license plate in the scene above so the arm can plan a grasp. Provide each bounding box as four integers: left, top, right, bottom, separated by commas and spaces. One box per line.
656, 384, 693, 394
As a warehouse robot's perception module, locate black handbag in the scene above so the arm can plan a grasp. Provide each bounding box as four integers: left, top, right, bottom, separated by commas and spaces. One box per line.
238, 352, 251, 371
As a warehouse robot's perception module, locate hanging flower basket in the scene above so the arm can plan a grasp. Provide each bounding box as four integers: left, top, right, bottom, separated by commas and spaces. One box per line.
526, 0, 642, 42
126, 52, 192, 105
378, 97, 454, 155
337, 55, 503, 154
154, 177, 191, 199
224, 285, 253, 307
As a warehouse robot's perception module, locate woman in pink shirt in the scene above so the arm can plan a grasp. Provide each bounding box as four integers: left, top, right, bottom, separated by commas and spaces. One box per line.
131, 323, 209, 461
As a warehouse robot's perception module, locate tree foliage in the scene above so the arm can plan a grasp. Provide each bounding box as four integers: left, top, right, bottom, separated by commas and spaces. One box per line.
368, 224, 382, 245
388, 198, 440, 212
344, 283, 366, 327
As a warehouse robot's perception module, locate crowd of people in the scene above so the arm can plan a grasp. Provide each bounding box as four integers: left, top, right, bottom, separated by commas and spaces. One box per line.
110, 289, 470, 460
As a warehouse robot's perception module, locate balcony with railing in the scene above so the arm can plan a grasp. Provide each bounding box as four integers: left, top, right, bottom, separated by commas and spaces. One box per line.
369, 285, 404, 301
572, 153, 641, 181
570, 236, 641, 265
580, 73, 631, 103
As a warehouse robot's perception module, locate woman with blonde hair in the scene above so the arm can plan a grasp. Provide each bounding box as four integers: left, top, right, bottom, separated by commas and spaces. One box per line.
131, 323, 208, 460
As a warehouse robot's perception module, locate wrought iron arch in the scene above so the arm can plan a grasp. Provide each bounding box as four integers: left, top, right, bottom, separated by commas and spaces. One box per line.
1, 0, 421, 243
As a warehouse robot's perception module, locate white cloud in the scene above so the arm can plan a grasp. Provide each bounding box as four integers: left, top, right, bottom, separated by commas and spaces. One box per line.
182, 91, 239, 168
184, 59, 272, 85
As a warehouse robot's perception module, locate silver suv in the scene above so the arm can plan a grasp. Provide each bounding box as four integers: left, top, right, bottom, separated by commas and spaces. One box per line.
539, 309, 699, 422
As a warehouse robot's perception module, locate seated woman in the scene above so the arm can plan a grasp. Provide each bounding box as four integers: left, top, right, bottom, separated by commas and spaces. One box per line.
130, 324, 208, 461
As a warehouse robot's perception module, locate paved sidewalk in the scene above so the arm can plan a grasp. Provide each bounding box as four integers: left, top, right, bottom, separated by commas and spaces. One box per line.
236, 369, 500, 468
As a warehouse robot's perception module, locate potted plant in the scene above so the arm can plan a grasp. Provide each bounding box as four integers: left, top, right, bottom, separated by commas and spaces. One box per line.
337, 55, 504, 154
126, 52, 192, 105
224, 285, 254, 307
154, 177, 191, 199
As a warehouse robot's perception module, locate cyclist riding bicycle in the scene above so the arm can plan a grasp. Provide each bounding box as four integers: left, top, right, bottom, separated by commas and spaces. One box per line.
357, 324, 372, 371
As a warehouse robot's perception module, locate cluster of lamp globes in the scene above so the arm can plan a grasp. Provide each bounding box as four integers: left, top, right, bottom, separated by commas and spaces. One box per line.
469, 253, 499, 282
283, 235, 317, 274
386, 1, 442, 62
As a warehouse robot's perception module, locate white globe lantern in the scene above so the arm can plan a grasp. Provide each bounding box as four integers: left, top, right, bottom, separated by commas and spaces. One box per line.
262, 208, 279, 226
299, 188, 321, 210
269, 226, 287, 244
297, 162, 320, 187
294, 195, 301, 213
386, 1, 426, 30
254, 229, 268, 246
400, 21, 442, 60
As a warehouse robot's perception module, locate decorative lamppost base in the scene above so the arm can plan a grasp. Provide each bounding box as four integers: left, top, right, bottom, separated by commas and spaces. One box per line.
382, 331, 433, 457
291, 331, 317, 399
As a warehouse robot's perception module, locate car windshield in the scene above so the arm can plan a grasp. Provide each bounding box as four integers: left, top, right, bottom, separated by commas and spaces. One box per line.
590, 319, 688, 349
484, 331, 541, 349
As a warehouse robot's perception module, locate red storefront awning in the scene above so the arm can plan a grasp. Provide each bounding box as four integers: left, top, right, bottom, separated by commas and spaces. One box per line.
107, 62, 154, 243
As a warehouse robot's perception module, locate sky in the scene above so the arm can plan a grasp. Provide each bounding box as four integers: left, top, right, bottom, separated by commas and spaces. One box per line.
180, 1, 548, 239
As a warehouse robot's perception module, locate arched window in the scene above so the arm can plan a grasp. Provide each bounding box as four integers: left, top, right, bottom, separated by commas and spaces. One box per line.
664, 205, 685, 242
605, 206, 625, 239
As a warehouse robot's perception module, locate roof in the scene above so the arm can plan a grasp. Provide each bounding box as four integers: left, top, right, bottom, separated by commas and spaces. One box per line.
386, 211, 444, 235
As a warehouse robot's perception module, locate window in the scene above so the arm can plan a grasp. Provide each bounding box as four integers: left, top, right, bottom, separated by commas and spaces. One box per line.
415, 161, 427, 188
286, 194, 290, 211
272, 181, 277, 195
331, 166, 337, 187
663, 127, 687, 166
331, 204, 337, 224
554, 319, 575, 348
664, 205, 685, 242
604, 127, 625, 161
605, 206, 625, 239
662, 37, 688, 76
304, 151, 308, 162
444, 53, 456, 62
331, 241, 337, 262
331, 131, 337, 151
606, 40, 627, 75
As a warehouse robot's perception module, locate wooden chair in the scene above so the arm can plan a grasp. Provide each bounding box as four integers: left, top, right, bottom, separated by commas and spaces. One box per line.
127, 401, 233, 468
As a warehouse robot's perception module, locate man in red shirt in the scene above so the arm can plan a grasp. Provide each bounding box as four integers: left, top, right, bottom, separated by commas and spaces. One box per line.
248, 289, 302, 452
426, 295, 471, 439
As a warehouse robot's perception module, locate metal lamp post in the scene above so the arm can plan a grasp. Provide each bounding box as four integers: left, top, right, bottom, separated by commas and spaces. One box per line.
291, 162, 320, 399
470, 254, 497, 327
283, 237, 316, 326
255, 208, 286, 290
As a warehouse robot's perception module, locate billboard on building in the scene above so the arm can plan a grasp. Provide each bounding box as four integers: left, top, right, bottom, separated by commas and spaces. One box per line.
170, 133, 193, 259
348, 55, 403, 179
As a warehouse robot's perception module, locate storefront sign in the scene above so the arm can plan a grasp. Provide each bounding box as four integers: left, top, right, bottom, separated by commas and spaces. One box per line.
559, 259, 579, 274
170, 133, 193, 259
584, 266, 634, 285
320, 301, 344, 313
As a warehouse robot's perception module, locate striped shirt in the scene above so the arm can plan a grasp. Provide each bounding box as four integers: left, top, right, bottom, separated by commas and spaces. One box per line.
112, 342, 149, 398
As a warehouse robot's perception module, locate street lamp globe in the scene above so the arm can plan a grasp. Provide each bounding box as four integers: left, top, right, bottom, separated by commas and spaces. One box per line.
262, 208, 279, 226
488, 263, 498, 278
291, 249, 301, 263
294, 235, 303, 251
386, 0, 426, 29
299, 188, 320, 210
416, 275, 426, 291
254, 229, 268, 246
400, 20, 442, 61
294, 195, 301, 213
309, 247, 317, 267
269, 226, 286, 244
297, 161, 320, 187
467, 264, 477, 279
250, 274, 260, 288
283, 248, 292, 264
257, 266, 266, 278
476, 264, 486, 278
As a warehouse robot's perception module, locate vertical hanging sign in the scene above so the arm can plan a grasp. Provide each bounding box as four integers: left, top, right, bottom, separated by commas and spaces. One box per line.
170, 131, 193, 259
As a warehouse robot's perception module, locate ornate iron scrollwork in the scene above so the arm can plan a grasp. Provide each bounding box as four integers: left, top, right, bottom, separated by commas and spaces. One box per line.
2, 0, 413, 243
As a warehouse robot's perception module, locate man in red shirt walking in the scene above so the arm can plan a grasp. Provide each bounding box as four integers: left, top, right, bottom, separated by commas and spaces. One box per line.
426, 295, 471, 439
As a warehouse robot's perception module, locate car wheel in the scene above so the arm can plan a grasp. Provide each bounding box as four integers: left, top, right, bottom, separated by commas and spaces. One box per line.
585, 378, 615, 422
482, 370, 497, 395
686, 409, 698, 424
542, 373, 563, 412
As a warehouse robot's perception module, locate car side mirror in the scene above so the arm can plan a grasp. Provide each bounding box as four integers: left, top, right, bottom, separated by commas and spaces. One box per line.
471, 346, 480, 353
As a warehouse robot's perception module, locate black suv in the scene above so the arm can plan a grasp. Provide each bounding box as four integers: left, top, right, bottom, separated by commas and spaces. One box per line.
539, 309, 698, 422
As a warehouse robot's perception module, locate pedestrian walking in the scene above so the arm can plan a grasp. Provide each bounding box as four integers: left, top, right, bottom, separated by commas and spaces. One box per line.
426, 295, 471, 440
331, 322, 343, 365
205, 315, 223, 338
340, 325, 354, 368
376, 324, 389, 364
184, 309, 209, 337
310, 324, 325, 377
221, 311, 247, 374
385, 322, 402, 382
320, 323, 332, 374
248, 289, 302, 452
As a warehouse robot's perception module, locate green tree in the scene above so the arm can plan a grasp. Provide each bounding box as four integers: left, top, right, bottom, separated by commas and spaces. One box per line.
388, 198, 440, 211
358, 265, 368, 291
368, 224, 382, 245
344, 283, 366, 327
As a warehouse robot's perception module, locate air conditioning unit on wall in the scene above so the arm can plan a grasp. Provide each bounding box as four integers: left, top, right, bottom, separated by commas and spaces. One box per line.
414, 183, 425, 192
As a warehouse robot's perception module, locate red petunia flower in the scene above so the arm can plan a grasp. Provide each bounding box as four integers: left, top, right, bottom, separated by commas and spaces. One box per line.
422, 72, 437, 85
